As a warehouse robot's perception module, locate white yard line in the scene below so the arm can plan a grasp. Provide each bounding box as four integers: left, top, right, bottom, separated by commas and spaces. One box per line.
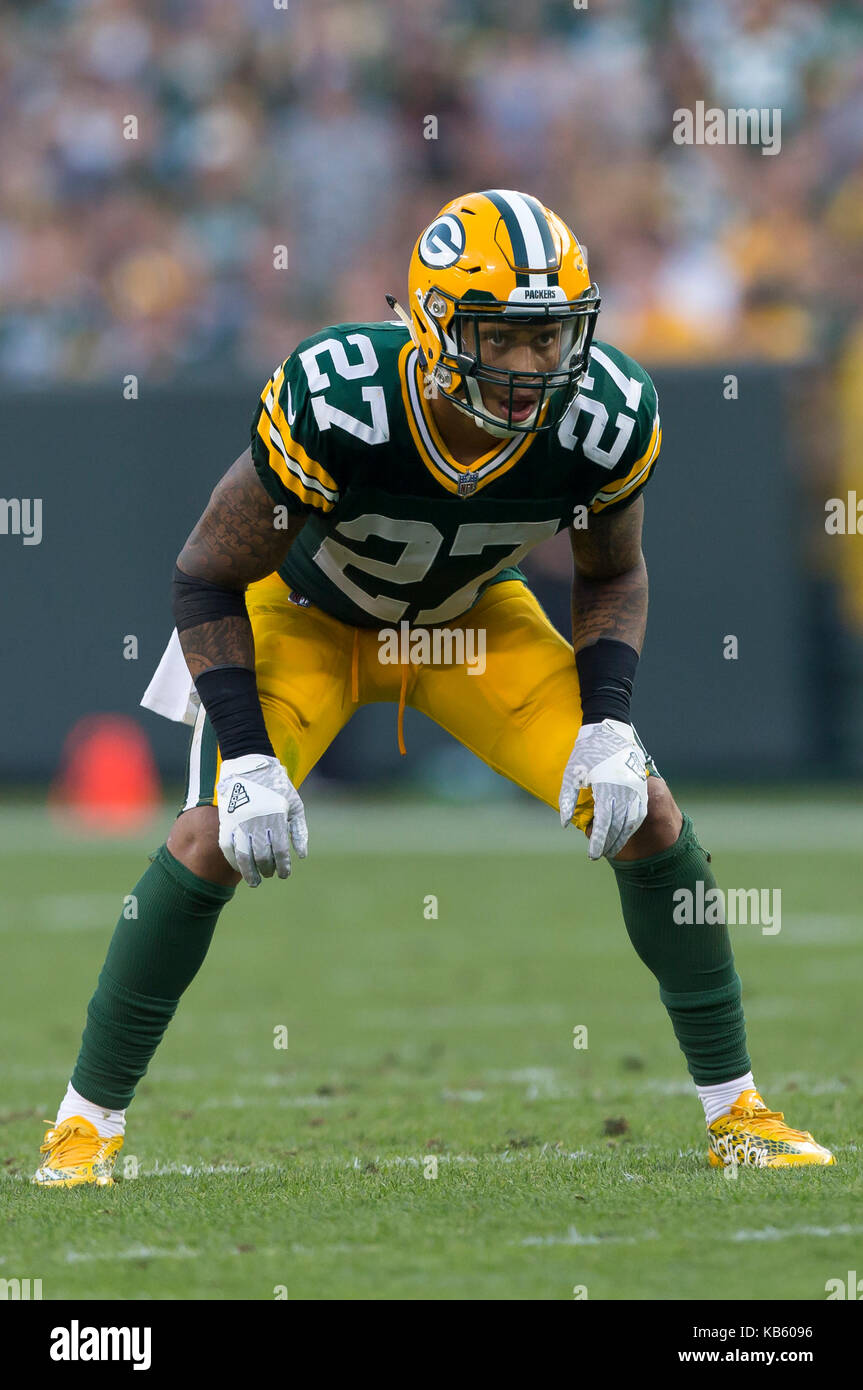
61, 1238, 381, 1262
65, 1244, 199, 1263
142, 1161, 283, 1176
486, 1070, 854, 1099
520, 1226, 657, 1246
6, 1066, 853, 1104
728, 1224, 863, 1243
517, 1222, 863, 1248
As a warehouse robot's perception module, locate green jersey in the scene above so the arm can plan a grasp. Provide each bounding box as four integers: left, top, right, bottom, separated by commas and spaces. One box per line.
250, 321, 661, 627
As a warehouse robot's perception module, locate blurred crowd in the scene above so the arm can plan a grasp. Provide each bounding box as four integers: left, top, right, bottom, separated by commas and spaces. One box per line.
2, 0, 863, 384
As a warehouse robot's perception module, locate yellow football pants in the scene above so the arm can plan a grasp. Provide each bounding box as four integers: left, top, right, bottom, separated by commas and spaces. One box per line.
182, 573, 605, 832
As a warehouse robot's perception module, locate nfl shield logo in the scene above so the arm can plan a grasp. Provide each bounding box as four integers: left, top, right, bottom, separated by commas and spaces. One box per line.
458, 471, 479, 497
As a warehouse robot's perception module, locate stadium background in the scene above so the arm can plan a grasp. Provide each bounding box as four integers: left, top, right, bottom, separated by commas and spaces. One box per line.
2, 0, 863, 795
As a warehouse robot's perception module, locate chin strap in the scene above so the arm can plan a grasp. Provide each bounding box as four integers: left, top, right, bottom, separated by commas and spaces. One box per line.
385, 294, 423, 363
452, 385, 523, 440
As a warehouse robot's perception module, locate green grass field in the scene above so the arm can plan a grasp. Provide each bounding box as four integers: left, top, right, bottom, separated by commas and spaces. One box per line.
1, 789, 861, 1301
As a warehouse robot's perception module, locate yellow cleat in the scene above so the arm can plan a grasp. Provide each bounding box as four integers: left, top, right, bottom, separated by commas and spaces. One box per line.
31, 1116, 123, 1188
707, 1088, 835, 1168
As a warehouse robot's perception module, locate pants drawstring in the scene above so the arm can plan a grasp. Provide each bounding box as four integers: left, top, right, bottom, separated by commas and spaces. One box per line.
397, 662, 408, 756
351, 626, 408, 755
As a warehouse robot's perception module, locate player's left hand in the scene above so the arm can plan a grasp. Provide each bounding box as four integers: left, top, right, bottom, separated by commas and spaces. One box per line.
559, 719, 648, 860
217, 753, 308, 887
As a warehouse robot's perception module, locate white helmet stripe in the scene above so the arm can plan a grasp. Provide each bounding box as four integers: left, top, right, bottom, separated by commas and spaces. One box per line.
491, 188, 552, 289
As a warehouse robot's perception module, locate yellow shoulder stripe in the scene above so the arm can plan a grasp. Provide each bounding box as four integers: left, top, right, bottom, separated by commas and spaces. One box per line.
255, 368, 340, 512
591, 415, 661, 512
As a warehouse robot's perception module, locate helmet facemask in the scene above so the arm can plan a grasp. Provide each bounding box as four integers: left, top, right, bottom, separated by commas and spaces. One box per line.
425, 288, 601, 438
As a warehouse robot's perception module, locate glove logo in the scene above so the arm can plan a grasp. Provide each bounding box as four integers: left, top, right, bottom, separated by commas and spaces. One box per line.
418, 215, 466, 269
625, 749, 646, 778
227, 782, 250, 814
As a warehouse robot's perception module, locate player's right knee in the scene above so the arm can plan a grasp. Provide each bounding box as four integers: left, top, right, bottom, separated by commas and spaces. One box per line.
167, 805, 241, 887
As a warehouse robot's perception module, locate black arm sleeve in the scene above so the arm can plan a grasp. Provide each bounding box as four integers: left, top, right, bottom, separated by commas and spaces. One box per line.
172, 564, 248, 633
575, 639, 639, 725
193, 666, 275, 761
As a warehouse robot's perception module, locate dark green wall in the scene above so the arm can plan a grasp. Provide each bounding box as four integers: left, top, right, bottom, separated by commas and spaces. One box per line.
1, 367, 810, 783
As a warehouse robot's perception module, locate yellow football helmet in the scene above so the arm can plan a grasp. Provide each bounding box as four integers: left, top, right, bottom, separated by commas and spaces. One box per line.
395, 189, 600, 438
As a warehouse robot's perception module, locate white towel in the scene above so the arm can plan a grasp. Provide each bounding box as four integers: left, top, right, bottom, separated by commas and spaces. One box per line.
140, 628, 200, 727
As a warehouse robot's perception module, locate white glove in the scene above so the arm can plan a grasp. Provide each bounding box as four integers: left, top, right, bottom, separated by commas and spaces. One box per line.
559, 719, 648, 861
217, 754, 308, 887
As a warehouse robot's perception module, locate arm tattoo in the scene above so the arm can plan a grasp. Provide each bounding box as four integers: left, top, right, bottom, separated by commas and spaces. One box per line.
176, 448, 306, 679
178, 616, 258, 682
178, 448, 303, 585
569, 497, 648, 654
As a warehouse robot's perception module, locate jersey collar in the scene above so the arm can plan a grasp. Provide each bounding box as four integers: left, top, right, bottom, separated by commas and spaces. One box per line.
398, 342, 535, 496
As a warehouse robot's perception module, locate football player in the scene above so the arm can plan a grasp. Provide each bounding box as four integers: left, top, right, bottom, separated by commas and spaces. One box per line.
34, 190, 833, 1185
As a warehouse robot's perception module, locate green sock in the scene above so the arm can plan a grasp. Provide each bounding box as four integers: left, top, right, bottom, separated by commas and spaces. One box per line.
611, 814, 751, 1085
71, 845, 235, 1109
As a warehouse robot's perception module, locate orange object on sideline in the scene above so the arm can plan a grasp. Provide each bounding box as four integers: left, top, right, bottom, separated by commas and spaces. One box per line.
50, 715, 161, 833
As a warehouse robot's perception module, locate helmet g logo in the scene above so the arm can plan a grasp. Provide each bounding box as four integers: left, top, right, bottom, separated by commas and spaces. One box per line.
418, 215, 466, 269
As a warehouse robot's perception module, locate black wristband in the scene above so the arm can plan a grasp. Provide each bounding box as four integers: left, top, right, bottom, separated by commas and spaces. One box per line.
173, 565, 248, 633
194, 666, 275, 761
575, 639, 639, 725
